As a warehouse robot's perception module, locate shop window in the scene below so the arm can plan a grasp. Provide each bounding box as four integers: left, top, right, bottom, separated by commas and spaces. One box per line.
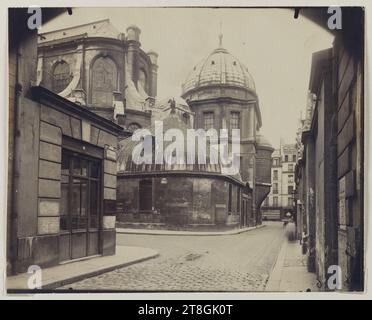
52, 61, 72, 93
203, 112, 214, 130
60, 151, 102, 231
139, 179, 152, 211
228, 184, 232, 214
91, 56, 118, 107
237, 188, 241, 212
230, 112, 240, 130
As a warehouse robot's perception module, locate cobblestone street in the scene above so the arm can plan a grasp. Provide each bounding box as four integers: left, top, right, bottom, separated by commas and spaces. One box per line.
60, 221, 287, 291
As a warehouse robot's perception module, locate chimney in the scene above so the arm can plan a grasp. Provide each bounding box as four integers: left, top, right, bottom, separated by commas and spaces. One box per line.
147, 50, 158, 97
126, 25, 141, 86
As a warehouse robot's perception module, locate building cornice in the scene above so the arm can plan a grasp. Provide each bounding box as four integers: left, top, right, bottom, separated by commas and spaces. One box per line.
31, 85, 125, 135
118, 170, 251, 189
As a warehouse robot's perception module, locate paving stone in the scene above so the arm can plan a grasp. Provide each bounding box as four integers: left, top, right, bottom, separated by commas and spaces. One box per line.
60, 221, 284, 292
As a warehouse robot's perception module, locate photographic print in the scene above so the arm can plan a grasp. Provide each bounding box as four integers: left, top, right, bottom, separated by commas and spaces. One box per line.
5, 4, 365, 295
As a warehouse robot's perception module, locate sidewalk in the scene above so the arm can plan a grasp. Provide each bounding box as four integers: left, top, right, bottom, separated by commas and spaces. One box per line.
117, 224, 265, 236
7, 246, 159, 291
265, 236, 318, 292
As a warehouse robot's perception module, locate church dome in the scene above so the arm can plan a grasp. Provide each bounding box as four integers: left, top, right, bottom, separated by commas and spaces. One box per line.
182, 36, 256, 95
256, 134, 274, 149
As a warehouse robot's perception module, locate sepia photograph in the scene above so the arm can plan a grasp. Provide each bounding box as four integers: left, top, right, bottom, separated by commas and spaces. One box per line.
3, 3, 366, 297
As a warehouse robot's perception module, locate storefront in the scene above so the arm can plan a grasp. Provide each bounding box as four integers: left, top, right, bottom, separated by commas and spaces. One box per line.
8, 85, 123, 274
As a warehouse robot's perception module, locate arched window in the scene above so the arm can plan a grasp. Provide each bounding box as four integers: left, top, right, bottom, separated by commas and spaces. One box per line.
138, 69, 147, 94
52, 61, 72, 93
91, 56, 117, 107
127, 123, 142, 133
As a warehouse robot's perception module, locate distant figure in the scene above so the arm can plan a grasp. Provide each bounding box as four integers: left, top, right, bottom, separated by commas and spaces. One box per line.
283, 211, 292, 227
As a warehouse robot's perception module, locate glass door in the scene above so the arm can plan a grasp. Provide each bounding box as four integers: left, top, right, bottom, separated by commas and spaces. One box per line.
60, 150, 101, 261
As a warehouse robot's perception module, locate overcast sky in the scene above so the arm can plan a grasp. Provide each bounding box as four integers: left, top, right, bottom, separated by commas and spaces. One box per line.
43, 7, 334, 149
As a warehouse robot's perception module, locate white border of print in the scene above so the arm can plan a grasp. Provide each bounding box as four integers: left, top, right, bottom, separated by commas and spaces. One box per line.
0, 0, 370, 301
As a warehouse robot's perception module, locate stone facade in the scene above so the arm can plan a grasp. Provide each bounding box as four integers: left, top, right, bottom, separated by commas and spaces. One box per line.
295, 8, 364, 291
181, 38, 274, 222
117, 176, 253, 230
37, 19, 157, 131
261, 144, 297, 220
115, 37, 272, 231
7, 12, 123, 274
116, 102, 253, 230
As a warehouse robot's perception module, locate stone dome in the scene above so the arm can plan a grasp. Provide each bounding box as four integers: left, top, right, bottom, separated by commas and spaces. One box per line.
256, 134, 274, 149
182, 38, 256, 95
117, 111, 243, 183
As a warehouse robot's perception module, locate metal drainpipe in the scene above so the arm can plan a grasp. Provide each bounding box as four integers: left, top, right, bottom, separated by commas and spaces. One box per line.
10, 43, 23, 275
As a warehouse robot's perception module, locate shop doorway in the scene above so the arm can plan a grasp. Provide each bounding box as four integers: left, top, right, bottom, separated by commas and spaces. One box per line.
59, 149, 102, 261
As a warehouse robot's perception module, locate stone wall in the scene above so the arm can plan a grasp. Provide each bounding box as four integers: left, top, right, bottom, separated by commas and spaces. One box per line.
14, 94, 120, 272
124, 109, 152, 131
117, 175, 249, 230
38, 32, 156, 118
334, 37, 364, 291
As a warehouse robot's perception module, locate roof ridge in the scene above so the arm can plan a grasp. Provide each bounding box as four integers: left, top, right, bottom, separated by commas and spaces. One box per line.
40, 18, 111, 35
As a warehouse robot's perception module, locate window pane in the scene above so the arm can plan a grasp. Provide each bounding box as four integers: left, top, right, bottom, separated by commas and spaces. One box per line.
72, 158, 88, 176
52, 61, 71, 93
231, 112, 240, 129
81, 159, 88, 176
204, 112, 214, 130
90, 181, 99, 228
90, 161, 100, 178
60, 175, 69, 231
71, 179, 88, 229
91, 57, 118, 107
72, 158, 81, 175
71, 179, 80, 229
61, 153, 70, 175
80, 181, 88, 228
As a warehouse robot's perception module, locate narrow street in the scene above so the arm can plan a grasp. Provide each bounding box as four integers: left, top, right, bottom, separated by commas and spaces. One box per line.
60, 221, 290, 291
